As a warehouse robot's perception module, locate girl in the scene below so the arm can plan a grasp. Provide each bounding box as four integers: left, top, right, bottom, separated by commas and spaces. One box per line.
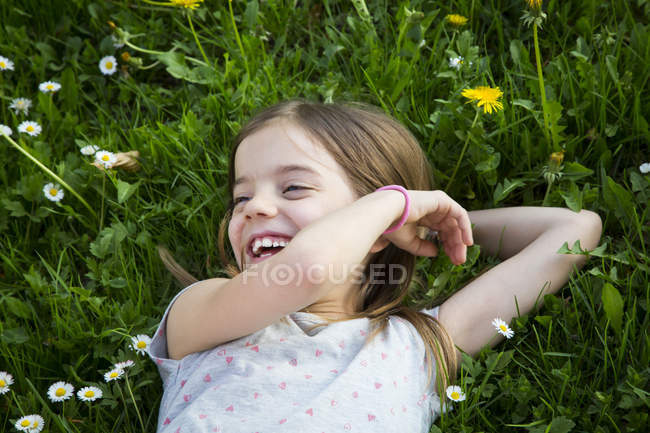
149, 100, 602, 432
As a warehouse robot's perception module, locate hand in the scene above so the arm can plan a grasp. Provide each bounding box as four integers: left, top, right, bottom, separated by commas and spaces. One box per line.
381, 190, 473, 265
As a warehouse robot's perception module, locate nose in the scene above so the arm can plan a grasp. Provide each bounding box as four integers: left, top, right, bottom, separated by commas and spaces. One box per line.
243, 191, 279, 219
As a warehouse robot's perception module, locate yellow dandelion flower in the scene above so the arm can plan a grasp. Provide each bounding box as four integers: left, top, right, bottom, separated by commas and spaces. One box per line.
170, 0, 204, 9
446, 14, 468, 27
526, 0, 543, 9
461, 86, 504, 114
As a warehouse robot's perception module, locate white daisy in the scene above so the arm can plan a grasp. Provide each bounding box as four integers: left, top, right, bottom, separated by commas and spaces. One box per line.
39, 81, 61, 93
449, 56, 464, 70
0, 124, 12, 137
114, 359, 135, 370
0, 371, 14, 394
80, 144, 99, 155
14, 414, 43, 432
95, 150, 117, 168
17, 121, 42, 137
28, 414, 45, 433
15, 415, 33, 431
43, 183, 64, 202
640, 162, 650, 174
445, 385, 466, 402
111, 34, 125, 49
99, 55, 117, 75
0, 55, 14, 71
9, 97, 32, 115
492, 317, 515, 339
104, 368, 125, 382
130, 334, 152, 355
47, 381, 74, 402
77, 386, 103, 402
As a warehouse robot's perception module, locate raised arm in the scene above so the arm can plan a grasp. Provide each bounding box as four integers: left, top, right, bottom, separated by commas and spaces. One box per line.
437, 207, 602, 357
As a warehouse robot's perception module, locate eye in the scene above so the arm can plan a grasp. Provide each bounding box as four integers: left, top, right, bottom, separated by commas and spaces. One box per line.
233, 185, 309, 206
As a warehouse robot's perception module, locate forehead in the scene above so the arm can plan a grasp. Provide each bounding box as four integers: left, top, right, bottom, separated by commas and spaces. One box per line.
233, 121, 341, 187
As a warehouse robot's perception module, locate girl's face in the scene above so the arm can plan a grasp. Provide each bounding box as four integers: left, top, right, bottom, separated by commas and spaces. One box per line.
228, 120, 358, 271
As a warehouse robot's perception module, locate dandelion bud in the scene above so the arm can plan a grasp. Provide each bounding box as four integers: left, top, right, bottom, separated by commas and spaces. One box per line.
121, 52, 131, 62
549, 151, 565, 166
108, 20, 116, 29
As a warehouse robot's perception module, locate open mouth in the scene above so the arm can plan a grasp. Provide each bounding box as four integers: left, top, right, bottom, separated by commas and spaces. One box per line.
247, 237, 292, 259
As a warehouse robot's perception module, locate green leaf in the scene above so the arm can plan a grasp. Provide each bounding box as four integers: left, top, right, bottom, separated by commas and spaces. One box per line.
0, 327, 29, 344
601, 283, 624, 334
513, 99, 535, 111
548, 416, 576, 433
602, 175, 635, 223
494, 178, 525, 204
546, 99, 566, 145
563, 162, 594, 181
605, 55, 619, 83
116, 179, 139, 204
2, 296, 33, 319
560, 181, 583, 212
61, 67, 78, 111
475, 152, 501, 173
1, 198, 28, 217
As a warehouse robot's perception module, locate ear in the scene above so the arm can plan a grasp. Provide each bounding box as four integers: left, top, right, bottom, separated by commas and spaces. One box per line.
369, 236, 391, 254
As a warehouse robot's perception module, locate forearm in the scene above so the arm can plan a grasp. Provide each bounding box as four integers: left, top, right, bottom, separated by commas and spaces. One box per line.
468, 207, 601, 260
291, 190, 405, 288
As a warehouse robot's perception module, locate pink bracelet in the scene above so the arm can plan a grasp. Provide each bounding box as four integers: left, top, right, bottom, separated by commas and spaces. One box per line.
375, 185, 410, 234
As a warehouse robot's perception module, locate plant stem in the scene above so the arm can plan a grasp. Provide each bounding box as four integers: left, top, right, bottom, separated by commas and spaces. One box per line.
446, 110, 480, 191
99, 174, 106, 232
228, 0, 250, 77
1, 134, 97, 219
187, 12, 210, 66
542, 180, 553, 206
125, 374, 145, 432
533, 22, 552, 151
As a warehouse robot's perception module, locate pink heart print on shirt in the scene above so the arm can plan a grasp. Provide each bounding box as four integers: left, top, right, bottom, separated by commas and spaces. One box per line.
203, 374, 212, 382
374, 382, 382, 389
279, 419, 287, 424
163, 418, 171, 425
217, 349, 226, 356
289, 358, 297, 366
278, 382, 286, 390
199, 414, 207, 419
352, 391, 358, 398
304, 374, 312, 379
368, 414, 376, 421
180, 379, 187, 388
225, 405, 234, 412
253, 392, 261, 399
183, 394, 191, 402
315, 349, 323, 357
338, 340, 345, 349
226, 356, 233, 365
381, 352, 388, 360
306, 408, 314, 416
250, 345, 259, 352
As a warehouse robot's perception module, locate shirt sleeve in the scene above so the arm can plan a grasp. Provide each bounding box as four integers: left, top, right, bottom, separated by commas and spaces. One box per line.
148, 282, 200, 387
419, 306, 440, 319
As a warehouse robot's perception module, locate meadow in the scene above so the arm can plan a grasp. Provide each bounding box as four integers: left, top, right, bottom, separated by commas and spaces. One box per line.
0, 0, 648, 432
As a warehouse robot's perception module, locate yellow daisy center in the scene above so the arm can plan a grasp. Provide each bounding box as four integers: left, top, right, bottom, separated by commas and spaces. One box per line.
106, 61, 113, 69
47, 84, 54, 90
21, 420, 30, 427
49, 188, 58, 196
26, 125, 34, 132
110, 372, 119, 378
55, 387, 66, 396
102, 155, 110, 161
0, 61, 5, 68
451, 391, 460, 400
137, 341, 147, 349
0, 379, 5, 387
33, 421, 39, 428
85, 390, 95, 398
499, 325, 508, 332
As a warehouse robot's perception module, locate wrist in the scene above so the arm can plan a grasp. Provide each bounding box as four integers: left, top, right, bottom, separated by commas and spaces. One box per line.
374, 185, 410, 233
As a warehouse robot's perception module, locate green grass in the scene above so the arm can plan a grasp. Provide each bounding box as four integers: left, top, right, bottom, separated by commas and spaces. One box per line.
1, 0, 648, 432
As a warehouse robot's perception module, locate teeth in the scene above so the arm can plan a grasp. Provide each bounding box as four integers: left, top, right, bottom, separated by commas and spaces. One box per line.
251, 236, 290, 256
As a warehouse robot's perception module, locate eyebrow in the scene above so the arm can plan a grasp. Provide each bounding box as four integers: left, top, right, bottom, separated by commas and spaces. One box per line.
234, 164, 322, 187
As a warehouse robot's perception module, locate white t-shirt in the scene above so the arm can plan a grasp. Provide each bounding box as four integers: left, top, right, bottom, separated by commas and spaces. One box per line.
149, 283, 443, 433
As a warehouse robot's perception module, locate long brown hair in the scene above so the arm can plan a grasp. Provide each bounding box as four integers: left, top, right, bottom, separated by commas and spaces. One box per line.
159, 99, 457, 395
